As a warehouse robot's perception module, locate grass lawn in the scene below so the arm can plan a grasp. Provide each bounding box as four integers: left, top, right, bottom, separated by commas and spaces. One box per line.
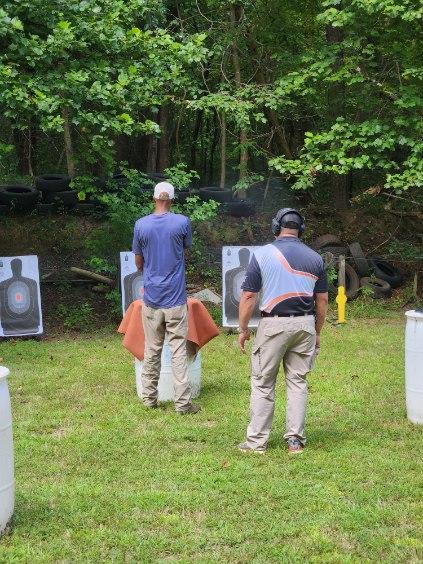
0, 317, 422, 562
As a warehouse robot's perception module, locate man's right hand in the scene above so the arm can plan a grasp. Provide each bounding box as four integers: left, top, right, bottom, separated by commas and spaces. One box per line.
238, 329, 251, 354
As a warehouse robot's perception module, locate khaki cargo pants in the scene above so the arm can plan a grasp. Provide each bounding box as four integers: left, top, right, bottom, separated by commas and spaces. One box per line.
141, 303, 191, 412
245, 315, 317, 450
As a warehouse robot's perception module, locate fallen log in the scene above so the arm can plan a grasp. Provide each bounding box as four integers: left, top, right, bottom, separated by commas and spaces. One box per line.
70, 267, 115, 287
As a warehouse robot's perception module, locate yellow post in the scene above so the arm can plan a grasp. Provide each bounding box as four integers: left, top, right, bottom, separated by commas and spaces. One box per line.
336, 285, 347, 323
336, 255, 347, 324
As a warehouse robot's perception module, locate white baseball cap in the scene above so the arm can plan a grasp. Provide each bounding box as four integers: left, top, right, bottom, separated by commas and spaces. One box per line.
154, 181, 174, 200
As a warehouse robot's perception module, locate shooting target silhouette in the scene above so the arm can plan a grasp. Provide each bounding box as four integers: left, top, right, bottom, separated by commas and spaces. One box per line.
0, 256, 43, 336
222, 246, 262, 327
120, 252, 144, 313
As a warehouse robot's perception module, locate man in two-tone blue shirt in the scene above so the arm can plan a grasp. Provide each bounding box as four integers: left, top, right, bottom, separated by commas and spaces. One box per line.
132, 182, 200, 414
237, 208, 328, 454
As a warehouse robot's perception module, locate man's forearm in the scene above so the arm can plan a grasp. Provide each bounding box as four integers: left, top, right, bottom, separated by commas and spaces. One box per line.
315, 294, 328, 334
239, 291, 258, 330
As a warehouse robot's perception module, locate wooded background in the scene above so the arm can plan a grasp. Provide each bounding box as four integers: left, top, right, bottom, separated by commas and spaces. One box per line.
0, 0, 422, 208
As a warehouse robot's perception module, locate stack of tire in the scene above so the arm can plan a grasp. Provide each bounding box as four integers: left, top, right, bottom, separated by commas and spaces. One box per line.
199, 187, 255, 218
312, 235, 403, 299
35, 174, 78, 211
0, 185, 39, 214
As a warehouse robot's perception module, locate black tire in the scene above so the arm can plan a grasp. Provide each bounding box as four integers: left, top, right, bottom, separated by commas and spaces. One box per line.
199, 187, 233, 203
312, 234, 343, 250
44, 190, 78, 208
0, 185, 40, 212
35, 174, 71, 193
369, 258, 403, 289
328, 263, 360, 299
349, 242, 370, 277
222, 199, 255, 218
360, 277, 392, 299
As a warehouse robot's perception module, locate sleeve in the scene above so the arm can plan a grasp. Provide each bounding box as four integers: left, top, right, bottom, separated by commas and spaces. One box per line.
241, 254, 262, 293
132, 222, 143, 256
183, 218, 193, 249
314, 260, 328, 293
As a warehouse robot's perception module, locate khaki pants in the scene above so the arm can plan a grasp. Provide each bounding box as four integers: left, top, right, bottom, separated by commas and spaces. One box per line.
246, 315, 316, 450
141, 303, 191, 411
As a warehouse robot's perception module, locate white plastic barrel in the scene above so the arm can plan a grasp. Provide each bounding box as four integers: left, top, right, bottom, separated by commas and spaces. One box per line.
135, 342, 201, 402
0, 366, 14, 535
405, 310, 423, 424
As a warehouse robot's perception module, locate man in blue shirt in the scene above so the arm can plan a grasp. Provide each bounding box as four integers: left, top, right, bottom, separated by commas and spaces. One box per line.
132, 182, 201, 414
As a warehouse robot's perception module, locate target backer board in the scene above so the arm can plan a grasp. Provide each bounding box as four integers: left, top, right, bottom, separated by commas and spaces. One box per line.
0, 255, 43, 337
120, 252, 144, 314
222, 246, 262, 327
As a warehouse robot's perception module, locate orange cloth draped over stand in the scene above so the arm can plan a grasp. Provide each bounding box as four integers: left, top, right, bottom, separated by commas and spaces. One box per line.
118, 298, 220, 360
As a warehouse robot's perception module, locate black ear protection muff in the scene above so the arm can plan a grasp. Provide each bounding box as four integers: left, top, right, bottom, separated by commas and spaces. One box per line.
271, 208, 305, 237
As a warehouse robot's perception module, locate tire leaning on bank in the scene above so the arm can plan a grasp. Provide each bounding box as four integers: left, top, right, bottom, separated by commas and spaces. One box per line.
0, 185, 40, 212
360, 277, 392, 299
43, 189, 79, 209
35, 174, 71, 193
369, 258, 403, 289
328, 263, 360, 299
0, 366, 14, 536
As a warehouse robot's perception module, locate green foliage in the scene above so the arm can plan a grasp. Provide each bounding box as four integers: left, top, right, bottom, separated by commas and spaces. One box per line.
387, 239, 423, 261
0, 0, 207, 171
57, 302, 94, 330
86, 167, 219, 262
163, 163, 199, 190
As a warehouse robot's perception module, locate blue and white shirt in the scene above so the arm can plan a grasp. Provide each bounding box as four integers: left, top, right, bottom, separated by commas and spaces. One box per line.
241, 237, 327, 315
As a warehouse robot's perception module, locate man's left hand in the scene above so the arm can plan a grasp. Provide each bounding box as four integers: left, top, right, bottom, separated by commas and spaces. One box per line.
238, 329, 251, 353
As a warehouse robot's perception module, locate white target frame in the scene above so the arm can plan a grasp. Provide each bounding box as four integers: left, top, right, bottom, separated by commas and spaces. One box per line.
222, 246, 262, 328
120, 252, 144, 314
0, 255, 43, 337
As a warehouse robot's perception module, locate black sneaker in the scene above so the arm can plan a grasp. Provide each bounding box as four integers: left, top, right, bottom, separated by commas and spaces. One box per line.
178, 404, 201, 415
287, 438, 304, 454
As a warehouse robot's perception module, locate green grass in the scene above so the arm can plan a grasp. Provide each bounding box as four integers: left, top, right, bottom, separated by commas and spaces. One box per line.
0, 317, 422, 562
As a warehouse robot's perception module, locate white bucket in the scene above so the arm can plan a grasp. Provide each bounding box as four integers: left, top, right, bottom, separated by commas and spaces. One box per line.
0, 366, 14, 535
135, 342, 201, 402
405, 310, 423, 424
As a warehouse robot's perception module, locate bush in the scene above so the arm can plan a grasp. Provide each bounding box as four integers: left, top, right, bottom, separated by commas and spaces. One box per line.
86, 166, 219, 265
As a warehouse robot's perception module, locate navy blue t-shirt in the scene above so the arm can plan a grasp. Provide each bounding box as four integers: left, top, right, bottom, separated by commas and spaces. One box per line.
132, 212, 192, 308
241, 237, 327, 315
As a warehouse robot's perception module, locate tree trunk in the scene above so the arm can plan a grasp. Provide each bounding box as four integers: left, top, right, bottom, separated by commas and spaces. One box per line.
13, 123, 35, 177
230, 5, 248, 197
190, 110, 203, 171
157, 105, 169, 172
244, 31, 293, 159
208, 110, 218, 184
326, 20, 350, 209
62, 107, 76, 177
219, 112, 227, 189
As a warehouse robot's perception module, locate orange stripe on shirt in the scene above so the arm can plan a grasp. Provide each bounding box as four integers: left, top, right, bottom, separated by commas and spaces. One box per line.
263, 291, 313, 312
275, 249, 319, 280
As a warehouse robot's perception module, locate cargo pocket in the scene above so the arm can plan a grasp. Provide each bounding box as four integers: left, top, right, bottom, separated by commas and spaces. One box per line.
251, 341, 262, 378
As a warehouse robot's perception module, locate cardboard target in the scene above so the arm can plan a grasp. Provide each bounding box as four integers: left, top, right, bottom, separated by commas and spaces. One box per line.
120, 252, 144, 314
222, 246, 262, 327
0, 255, 43, 337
